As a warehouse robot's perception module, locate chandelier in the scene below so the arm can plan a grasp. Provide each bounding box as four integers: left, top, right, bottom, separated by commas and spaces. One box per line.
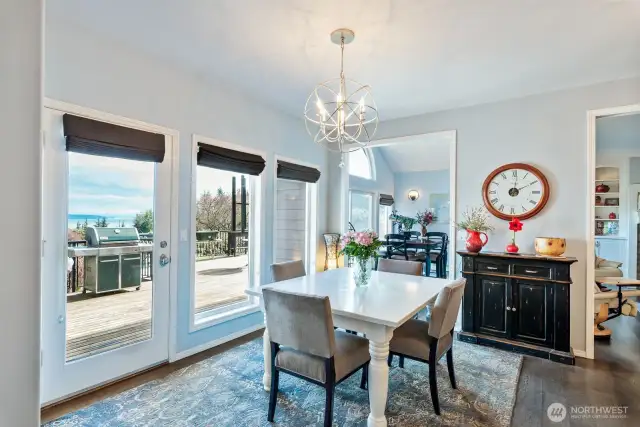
304, 29, 378, 167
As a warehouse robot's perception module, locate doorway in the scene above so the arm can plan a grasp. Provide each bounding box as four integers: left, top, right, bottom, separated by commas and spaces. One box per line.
41, 101, 178, 404
587, 104, 640, 364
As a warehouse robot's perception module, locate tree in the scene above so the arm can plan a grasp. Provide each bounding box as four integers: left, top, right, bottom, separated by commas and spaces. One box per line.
133, 209, 153, 233
195, 189, 249, 232
94, 217, 108, 227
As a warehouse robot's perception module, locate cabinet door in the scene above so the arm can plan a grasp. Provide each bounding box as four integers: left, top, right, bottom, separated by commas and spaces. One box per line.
476, 275, 509, 338
511, 279, 553, 347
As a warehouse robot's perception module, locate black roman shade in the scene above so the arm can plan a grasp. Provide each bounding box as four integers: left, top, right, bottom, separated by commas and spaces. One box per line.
63, 114, 165, 163
197, 142, 266, 175
379, 194, 395, 206
277, 160, 321, 183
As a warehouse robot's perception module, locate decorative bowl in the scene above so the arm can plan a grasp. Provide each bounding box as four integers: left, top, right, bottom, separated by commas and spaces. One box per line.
534, 237, 566, 257
596, 184, 610, 193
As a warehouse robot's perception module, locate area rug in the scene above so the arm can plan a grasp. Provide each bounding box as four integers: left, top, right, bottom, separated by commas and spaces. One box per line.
44, 337, 522, 427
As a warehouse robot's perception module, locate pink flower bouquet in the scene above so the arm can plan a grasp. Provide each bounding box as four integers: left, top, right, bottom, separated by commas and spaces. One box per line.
339, 230, 383, 259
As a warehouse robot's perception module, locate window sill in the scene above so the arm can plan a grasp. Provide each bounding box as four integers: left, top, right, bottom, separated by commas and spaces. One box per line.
190, 301, 261, 332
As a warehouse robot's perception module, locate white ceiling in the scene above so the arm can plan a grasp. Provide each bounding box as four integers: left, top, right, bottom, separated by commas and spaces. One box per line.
373, 134, 450, 172
596, 113, 640, 150
47, 0, 640, 120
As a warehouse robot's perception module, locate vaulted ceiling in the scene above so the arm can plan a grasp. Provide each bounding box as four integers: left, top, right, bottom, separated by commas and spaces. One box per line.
47, 0, 640, 120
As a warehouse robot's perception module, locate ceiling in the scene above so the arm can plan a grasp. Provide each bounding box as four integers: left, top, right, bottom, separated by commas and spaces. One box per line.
596, 113, 640, 150
47, 0, 640, 120
373, 134, 451, 172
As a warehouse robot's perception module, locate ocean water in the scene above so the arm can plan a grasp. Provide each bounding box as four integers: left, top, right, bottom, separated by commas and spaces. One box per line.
68, 214, 136, 230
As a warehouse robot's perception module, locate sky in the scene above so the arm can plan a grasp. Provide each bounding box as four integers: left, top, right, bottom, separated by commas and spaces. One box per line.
68, 152, 245, 220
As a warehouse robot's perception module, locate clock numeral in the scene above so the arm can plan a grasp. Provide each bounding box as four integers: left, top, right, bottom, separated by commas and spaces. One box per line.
512, 170, 517, 178
492, 181, 499, 186
489, 190, 497, 194
523, 172, 529, 179
532, 190, 540, 194
499, 204, 505, 212
521, 205, 527, 212
491, 198, 499, 204
531, 179, 538, 185
510, 207, 515, 214
500, 173, 507, 180
529, 200, 536, 205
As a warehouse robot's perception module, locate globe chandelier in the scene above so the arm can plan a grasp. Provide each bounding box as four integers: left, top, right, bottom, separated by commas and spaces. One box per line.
304, 28, 378, 167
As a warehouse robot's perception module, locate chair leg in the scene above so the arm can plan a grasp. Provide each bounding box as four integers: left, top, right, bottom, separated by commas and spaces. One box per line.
267, 369, 280, 421
399, 356, 405, 368
387, 353, 393, 367
324, 386, 335, 427
446, 348, 457, 389
360, 363, 368, 390
429, 347, 441, 415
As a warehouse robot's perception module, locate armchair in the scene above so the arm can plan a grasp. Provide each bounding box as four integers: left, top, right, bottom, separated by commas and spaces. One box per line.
595, 256, 623, 278
593, 278, 640, 337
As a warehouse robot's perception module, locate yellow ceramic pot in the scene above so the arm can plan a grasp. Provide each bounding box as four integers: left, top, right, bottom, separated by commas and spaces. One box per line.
534, 237, 566, 257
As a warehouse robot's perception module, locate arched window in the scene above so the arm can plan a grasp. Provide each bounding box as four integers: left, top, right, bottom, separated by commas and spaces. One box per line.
348, 149, 373, 180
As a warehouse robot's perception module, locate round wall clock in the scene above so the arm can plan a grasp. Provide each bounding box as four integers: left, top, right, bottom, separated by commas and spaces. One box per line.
482, 163, 550, 220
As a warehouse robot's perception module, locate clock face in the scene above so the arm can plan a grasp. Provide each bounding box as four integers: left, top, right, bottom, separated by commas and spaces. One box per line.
482, 163, 549, 220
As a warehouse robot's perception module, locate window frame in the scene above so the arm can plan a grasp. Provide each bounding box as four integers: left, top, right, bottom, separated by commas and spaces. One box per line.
272, 155, 319, 276
189, 135, 265, 332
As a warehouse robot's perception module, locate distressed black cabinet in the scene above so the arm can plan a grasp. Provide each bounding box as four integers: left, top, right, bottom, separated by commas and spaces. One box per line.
458, 251, 577, 365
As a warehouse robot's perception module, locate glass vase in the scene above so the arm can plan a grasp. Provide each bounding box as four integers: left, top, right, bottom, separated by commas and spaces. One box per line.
353, 256, 374, 287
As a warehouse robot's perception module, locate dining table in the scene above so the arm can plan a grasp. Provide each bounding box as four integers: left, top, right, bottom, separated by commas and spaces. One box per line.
246, 267, 453, 427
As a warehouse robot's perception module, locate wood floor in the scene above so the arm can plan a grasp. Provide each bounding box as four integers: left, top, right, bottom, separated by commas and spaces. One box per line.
66, 255, 249, 361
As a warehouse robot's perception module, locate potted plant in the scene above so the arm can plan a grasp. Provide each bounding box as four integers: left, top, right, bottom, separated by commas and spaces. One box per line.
456, 207, 494, 253
389, 210, 417, 235
340, 230, 383, 287
416, 209, 435, 236
506, 218, 523, 253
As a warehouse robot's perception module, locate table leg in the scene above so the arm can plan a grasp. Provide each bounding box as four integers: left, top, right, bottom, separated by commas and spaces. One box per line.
262, 312, 271, 391
367, 338, 391, 427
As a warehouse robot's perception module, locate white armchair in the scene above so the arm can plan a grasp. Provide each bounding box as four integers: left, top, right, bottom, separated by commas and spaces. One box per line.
594, 257, 623, 278
594, 279, 640, 337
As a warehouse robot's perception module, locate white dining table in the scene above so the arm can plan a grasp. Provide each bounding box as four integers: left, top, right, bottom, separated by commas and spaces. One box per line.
246, 267, 452, 427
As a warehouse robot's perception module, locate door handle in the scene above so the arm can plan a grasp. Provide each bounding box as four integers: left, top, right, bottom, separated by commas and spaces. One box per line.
159, 254, 171, 267
506, 306, 511, 311
511, 307, 517, 312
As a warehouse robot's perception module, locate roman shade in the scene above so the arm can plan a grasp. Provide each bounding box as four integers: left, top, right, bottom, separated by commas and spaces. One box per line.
379, 194, 394, 206
197, 142, 266, 175
63, 114, 165, 163
277, 160, 321, 183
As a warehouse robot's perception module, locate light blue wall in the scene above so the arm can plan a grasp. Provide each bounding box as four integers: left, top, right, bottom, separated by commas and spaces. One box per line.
45, 21, 329, 354
348, 148, 395, 196
394, 170, 450, 233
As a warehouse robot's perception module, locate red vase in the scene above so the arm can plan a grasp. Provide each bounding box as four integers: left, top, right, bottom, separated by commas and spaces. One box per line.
506, 243, 519, 253
466, 229, 488, 253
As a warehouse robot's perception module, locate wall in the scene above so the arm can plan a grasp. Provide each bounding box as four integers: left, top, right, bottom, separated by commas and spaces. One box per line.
45, 21, 329, 354
274, 179, 306, 264
394, 169, 450, 233
0, 0, 42, 424
367, 77, 640, 354
348, 148, 395, 196
630, 157, 640, 184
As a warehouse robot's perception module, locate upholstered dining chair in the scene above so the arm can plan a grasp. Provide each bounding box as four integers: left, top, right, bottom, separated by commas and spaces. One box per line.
387, 278, 466, 415
270, 260, 306, 283
377, 258, 423, 276
263, 288, 370, 427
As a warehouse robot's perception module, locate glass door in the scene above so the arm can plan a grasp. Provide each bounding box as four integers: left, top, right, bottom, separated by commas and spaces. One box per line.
349, 190, 374, 231
41, 107, 173, 404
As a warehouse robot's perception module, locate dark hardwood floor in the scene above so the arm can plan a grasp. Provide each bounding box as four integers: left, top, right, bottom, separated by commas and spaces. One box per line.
43, 318, 640, 426
512, 312, 640, 426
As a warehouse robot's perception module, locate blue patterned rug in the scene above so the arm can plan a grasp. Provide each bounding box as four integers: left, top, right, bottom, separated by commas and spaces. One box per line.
44, 337, 522, 426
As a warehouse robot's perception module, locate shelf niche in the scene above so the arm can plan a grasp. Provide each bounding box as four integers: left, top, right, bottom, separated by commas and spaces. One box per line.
595, 166, 620, 236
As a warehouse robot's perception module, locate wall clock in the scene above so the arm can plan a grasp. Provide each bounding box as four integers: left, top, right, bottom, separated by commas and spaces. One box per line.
482, 163, 549, 220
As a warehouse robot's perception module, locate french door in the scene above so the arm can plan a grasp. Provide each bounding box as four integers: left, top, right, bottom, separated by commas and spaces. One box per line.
41, 105, 174, 404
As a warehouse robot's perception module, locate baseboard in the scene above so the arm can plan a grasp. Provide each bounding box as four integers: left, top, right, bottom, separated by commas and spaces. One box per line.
572, 349, 587, 359
171, 323, 265, 362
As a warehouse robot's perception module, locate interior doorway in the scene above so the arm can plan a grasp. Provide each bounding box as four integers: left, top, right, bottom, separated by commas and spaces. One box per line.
587, 104, 640, 364
41, 101, 178, 404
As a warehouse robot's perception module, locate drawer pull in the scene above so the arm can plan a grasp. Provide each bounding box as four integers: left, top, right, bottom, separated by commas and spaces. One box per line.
524, 269, 538, 274
486, 266, 498, 270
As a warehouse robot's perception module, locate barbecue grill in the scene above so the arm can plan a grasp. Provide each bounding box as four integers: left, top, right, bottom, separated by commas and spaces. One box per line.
68, 227, 151, 294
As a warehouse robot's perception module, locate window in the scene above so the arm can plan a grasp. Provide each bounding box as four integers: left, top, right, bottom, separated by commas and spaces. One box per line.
349, 190, 374, 231
379, 204, 392, 237
348, 149, 373, 180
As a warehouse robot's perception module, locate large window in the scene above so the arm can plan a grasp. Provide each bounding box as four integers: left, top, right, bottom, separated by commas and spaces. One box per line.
349, 149, 373, 180
379, 204, 392, 237
349, 190, 374, 231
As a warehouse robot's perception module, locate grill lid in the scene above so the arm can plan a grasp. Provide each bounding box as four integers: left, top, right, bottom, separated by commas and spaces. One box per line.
85, 227, 140, 247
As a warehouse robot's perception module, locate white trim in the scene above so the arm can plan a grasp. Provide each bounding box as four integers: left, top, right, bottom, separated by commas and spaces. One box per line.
188, 134, 267, 333
573, 349, 587, 359
272, 155, 321, 275
585, 103, 640, 360
172, 323, 264, 362
191, 303, 261, 333
340, 130, 458, 276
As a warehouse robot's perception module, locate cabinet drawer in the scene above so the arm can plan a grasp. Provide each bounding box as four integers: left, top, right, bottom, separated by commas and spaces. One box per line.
513, 265, 551, 279
476, 261, 508, 275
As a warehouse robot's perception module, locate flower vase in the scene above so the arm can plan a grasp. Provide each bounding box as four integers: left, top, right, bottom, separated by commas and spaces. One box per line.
506, 242, 519, 253
353, 256, 374, 287
421, 225, 428, 237
465, 229, 488, 253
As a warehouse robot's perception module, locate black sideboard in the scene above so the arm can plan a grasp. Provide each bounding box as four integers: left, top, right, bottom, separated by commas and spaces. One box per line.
457, 250, 578, 365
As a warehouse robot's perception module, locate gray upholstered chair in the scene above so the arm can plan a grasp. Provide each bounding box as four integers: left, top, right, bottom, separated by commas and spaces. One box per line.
377, 258, 423, 276
270, 260, 306, 282
263, 288, 370, 427
387, 278, 466, 415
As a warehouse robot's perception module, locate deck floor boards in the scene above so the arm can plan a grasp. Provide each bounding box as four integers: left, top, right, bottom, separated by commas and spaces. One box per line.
66, 255, 249, 361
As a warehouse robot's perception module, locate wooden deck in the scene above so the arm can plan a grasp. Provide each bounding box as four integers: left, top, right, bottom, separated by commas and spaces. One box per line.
66, 255, 249, 361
